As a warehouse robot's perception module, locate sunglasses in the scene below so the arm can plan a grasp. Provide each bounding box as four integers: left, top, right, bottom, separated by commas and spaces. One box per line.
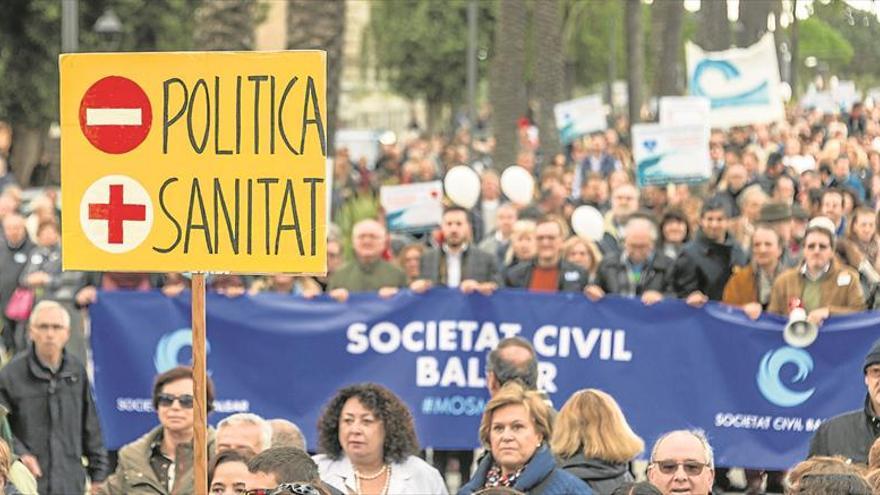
245, 483, 322, 495
156, 393, 194, 409
652, 460, 710, 476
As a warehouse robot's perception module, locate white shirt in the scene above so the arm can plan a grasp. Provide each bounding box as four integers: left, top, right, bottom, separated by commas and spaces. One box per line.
314, 454, 448, 495
443, 244, 464, 288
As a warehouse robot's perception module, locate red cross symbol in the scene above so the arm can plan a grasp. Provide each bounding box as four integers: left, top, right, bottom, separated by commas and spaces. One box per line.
87, 184, 146, 244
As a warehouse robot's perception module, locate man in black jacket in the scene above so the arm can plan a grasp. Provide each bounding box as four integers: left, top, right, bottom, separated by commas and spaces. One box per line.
411, 206, 499, 294
585, 213, 674, 305
0, 213, 34, 355
0, 299, 108, 494
672, 197, 749, 306
808, 338, 880, 463
503, 217, 588, 293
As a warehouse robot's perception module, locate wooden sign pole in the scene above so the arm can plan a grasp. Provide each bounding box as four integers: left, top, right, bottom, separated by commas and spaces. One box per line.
191, 273, 208, 495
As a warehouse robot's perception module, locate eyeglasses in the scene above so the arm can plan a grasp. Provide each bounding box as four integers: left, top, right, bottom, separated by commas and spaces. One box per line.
156, 393, 194, 409
652, 460, 710, 476
245, 483, 322, 495
804, 242, 830, 250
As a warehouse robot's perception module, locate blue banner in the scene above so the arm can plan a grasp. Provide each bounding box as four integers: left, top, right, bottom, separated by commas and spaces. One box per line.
90, 289, 880, 470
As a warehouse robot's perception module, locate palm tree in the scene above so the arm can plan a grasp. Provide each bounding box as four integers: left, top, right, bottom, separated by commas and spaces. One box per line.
533, 0, 566, 157
625, 0, 644, 127
490, 0, 528, 169
651, 0, 684, 98
287, 0, 345, 155
193, 0, 258, 50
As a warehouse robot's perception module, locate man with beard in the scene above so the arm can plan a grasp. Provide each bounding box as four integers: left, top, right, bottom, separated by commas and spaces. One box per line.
411, 206, 498, 294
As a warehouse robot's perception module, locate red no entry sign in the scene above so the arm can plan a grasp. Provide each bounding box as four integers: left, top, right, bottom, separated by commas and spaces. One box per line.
78, 76, 152, 154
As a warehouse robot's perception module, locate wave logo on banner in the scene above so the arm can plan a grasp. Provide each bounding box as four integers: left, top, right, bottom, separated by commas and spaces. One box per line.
690, 59, 770, 109
756, 346, 816, 407
153, 328, 211, 373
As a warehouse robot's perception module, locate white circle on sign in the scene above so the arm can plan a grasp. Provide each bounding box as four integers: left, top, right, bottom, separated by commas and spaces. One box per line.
79, 174, 153, 253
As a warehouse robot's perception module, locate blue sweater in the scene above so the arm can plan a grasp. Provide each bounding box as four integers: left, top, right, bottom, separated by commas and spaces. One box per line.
458, 445, 593, 495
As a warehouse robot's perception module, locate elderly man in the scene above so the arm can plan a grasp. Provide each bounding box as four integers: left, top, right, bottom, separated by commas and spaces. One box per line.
327, 219, 407, 302
585, 213, 674, 305
647, 430, 715, 495
411, 206, 498, 295
809, 338, 880, 464
216, 412, 273, 455
101, 366, 216, 494
269, 419, 307, 451
767, 219, 864, 326
598, 184, 640, 255
503, 217, 589, 292
0, 300, 108, 494
0, 213, 33, 354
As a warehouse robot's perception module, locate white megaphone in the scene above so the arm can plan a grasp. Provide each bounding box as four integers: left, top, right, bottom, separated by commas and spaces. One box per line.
783, 298, 818, 348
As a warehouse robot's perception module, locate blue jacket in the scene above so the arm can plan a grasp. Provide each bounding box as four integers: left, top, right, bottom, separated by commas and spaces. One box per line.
458, 445, 593, 495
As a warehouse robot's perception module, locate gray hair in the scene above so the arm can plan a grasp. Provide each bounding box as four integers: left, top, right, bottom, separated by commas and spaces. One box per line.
218, 413, 273, 452
269, 418, 307, 451
621, 215, 658, 242
650, 429, 715, 468
485, 337, 538, 389
29, 300, 70, 329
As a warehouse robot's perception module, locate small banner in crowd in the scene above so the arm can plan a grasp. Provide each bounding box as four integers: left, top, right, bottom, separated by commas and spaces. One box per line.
553, 95, 607, 145
632, 123, 711, 186
659, 96, 711, 127
90, 289, 880, 470
379, 181, 443, 231
686, 33, 784, 127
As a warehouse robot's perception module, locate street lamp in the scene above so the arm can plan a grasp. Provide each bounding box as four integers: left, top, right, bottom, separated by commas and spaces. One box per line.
94, 9, 123, 51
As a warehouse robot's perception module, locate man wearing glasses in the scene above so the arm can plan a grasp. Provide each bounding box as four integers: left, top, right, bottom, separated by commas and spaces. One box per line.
647, 430, 715, 495
100, 366, 216, 494
0, 299, 109, 494
767, 217, 865, 326
808, 338, 880, 463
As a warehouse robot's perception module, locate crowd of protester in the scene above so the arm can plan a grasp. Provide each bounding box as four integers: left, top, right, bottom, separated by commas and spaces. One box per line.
0, 100, 880, 494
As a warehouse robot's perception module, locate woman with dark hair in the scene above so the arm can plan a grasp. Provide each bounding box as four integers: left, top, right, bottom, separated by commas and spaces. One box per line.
657, 209, 690, 260
208, 448, 254, 495
313, 383, 447, 494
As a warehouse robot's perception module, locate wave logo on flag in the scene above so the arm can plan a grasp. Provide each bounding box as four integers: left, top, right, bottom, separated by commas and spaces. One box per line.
690, 59, 770, 109
685, 33, 784, 127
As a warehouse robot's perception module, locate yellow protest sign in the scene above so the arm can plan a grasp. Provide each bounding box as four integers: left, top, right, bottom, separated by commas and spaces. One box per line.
60, 51, 327, 274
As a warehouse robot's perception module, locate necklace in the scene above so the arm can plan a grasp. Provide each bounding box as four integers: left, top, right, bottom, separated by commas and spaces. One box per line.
354, 464, 391, 495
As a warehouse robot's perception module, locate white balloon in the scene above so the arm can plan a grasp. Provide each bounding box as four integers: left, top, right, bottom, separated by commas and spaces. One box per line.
500, 166, 535, 206
443, 166, 481, 208
571, 205, 606, 241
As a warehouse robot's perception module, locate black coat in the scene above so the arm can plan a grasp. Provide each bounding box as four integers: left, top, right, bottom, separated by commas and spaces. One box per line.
593, 251, 675, 297
0, 237, 34, 307
0, 346, 109, 494
808, 395, 880, 464
503, 260, 589, 293
560, 454, 633, 495
672, 230, 749, 301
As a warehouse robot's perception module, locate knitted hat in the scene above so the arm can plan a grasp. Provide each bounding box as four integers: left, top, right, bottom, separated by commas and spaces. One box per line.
865, 338, 880, 373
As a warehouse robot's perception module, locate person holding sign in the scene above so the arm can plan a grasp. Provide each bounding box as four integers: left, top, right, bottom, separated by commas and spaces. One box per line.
313, 383, 447, 494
